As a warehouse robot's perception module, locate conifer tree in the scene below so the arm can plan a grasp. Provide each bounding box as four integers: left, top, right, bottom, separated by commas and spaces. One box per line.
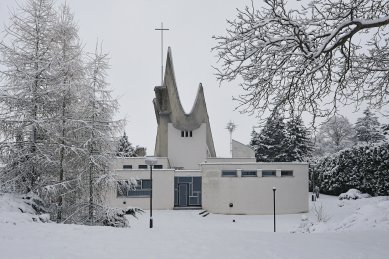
116, 132, 135, 157
0, 0, 58, 193
355, 108, 385, 144
47, 3, 86, 222
285, 116, 313, 162
251, 113, 288, 162
78, 44, 122, 224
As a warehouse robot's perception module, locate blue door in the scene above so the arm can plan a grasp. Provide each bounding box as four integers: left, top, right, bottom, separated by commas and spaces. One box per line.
178, 184, 189, 207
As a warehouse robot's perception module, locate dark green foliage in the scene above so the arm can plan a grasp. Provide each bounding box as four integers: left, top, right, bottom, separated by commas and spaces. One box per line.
314, 143, 389, 196
285, 116, 313, 162
251, 113, 288, 162
251, 114, 312, 162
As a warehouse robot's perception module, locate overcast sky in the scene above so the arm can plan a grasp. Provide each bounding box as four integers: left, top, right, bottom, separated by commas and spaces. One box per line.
0, 0, 387, 157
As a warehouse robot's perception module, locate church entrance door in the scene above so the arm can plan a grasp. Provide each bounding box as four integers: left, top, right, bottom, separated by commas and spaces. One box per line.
178, 183, 189, 207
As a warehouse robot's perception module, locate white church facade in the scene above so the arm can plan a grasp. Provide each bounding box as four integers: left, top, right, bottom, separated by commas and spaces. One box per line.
107, 48, 309, 215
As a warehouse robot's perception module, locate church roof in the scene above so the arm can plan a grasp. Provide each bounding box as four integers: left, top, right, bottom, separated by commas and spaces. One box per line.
153, 47, 216, 157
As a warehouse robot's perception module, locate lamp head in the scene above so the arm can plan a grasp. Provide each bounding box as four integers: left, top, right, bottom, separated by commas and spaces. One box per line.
145, 157, 158, 166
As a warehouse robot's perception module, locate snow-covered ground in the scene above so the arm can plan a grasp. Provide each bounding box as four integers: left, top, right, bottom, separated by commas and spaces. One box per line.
1, 193, 389, 259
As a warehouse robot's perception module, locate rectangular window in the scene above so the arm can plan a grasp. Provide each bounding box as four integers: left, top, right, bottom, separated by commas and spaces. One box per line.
138, 164, 148, 169
190, 131, 193, 137
221, 170, 237, 177
118, 179, 151, 197
122, 165, 132, 169
242, 170, 257, 177
281, 170, 293, 177
185, 131, 189, 137
181, 131, 184, 137
154, 164, 163, 169
262, 170, 276, 177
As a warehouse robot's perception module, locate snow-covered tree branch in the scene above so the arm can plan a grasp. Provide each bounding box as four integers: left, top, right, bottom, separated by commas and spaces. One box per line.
213, 0, 389, 123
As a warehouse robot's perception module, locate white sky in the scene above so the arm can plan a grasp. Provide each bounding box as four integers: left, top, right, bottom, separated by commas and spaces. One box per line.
0, 0, 387, 157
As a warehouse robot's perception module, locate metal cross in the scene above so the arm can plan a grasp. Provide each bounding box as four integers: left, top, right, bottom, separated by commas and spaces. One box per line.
155, 22, 169, 86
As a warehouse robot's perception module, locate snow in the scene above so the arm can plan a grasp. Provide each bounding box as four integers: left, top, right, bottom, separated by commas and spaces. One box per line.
1, 193, 389, 259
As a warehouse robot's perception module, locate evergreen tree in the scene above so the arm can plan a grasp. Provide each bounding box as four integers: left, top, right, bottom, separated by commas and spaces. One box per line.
285, 116, 313, 162
355, 108, 385, 144
116, 132, 134, 157
251, 113, 288, 162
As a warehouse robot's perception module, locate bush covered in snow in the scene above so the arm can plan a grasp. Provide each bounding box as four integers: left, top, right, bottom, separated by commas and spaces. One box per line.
101, 207, 143, 228
314, 143, 389, 196
0, 193, 50, 224
338, 189, 371, 200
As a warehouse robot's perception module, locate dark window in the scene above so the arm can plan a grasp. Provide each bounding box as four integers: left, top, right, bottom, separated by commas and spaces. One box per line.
242, 170, 257, 177
185, 131, 189, 137
262, 170, 276, 177
141, 179, 151, 189
190, 131, 193, 137
154, 164, 163, 169
122, 165, 132, 169
222, 170, 237, 177
138, 164, 148, 169
281, 170, 293, 177
125, 179, 151, 197
181, 131, 184, 137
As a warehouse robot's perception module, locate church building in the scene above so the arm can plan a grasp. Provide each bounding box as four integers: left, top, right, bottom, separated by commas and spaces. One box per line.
108, 48, 308, 215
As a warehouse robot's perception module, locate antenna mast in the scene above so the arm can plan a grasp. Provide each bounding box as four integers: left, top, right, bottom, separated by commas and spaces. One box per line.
226, 121, 237, 157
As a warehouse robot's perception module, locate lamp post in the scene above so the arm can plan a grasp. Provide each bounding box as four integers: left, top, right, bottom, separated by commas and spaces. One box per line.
273, 187, 276, 233
145, 157, 158, 228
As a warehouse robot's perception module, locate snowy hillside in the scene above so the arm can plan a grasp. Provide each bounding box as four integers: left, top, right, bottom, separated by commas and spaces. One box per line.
0, 193, 388, 259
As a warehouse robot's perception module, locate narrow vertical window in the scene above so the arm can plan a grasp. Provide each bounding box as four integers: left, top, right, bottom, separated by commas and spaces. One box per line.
185, 131, 189, 137
190, 131, 193, 137
181, 131, 184, 137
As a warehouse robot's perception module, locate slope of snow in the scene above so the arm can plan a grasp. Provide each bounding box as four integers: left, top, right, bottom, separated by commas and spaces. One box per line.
0, 193, 50, 224
0, 193, 389, 259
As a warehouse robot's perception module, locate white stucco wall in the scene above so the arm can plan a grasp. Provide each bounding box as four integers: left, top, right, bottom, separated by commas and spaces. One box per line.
168, 123, 207, 170
106, 168, 175, 210
201, 162, 308, 215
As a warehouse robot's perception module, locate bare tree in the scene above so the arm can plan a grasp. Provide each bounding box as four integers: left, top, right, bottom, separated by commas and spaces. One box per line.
213, 0, 389, 123
78, 44, 122, 224
0, 0, 58, 193
314, 115, 354, 155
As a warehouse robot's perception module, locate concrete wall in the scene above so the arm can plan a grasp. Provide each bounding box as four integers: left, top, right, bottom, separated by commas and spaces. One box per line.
232, 139, 255, 158
201, 162, 308, 215
114, 157, 170, 170
107, 168, 175, 210
168, 123, 207, 170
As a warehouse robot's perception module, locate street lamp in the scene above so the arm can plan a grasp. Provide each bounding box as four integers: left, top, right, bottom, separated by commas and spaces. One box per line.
145, 157, 158, 228
273, 187, 276, 232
